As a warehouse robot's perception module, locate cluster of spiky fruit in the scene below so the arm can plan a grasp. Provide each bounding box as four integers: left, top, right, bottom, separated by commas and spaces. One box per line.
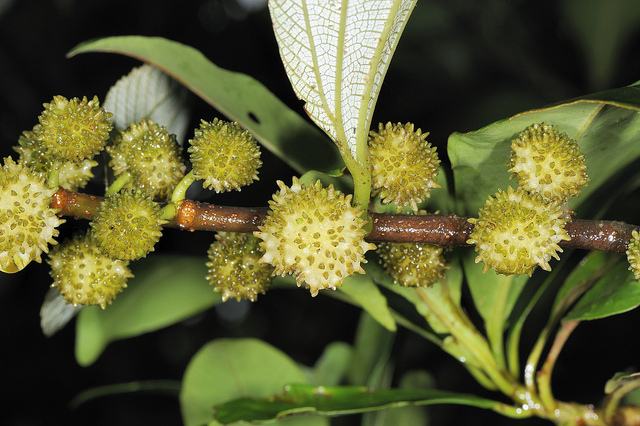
368, 122, 440, 212
255, 178, 376, 297
34, 95, 112, 162
627, 230, 640, 281
90, 189, 167, 261
206, 232, 274, 302
467, 123, 588, 276
48, 232, 132, 308
509, 123, 589, 202
0, 157, 64, 273
188, 118, 262, 193
377, 241, 448, 287
108, 119, 186, 201
14, 129, 96, 191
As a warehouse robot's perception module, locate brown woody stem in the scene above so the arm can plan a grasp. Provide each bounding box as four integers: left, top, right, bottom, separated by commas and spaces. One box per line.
51, 188, 638, 252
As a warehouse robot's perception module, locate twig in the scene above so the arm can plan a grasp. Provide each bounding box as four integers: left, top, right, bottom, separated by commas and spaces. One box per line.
51, 188, 638, 252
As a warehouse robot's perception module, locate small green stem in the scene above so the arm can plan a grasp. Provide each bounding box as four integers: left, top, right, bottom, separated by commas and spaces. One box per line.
105, 172, 132, 197
415, 286, 516, 397
160, 203, 177, 221
537, 320, 579, 413
171, 170, 197, 204
47, 160, 61, 189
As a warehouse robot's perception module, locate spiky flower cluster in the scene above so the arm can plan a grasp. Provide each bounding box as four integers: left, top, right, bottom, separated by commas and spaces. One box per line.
255, 178, 376, 296
468, 187, 570, 276
206, 232, 274, 302
0, 157, 64, 273
34, 95, 112, 162
509, 123, 589, 202
14, 129, 96, 191
377, 241, 448, 287
48, 232, 132, 308
368, 122, 440, 212
627, 230, 640, 281
188, 119, 261, 192
90, 190, 166, 261
108, 119, 186, 201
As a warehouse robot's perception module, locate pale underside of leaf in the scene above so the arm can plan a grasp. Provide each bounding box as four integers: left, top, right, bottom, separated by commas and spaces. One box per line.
104, 64, 190, 142
269, 0, 417, 161
40, 287, 82, 337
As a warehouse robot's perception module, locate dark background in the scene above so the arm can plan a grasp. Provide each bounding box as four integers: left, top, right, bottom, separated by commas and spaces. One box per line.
2, 0, 640, 425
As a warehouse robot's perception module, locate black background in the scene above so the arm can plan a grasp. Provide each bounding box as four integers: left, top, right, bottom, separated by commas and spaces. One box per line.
2, 1, 640, 425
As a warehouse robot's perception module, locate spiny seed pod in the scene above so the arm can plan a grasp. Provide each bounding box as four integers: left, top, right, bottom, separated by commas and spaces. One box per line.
369, 122, 440, 212
467, 186, 570, 276
627, 230, 640, 281
90, 189, 166, 261
48, 232, 132, 308
509, 123, 589, 202
377, 242, 448, 287
34, 95, 112, 162
206, 232, 274, 302
255, 177, 376, 297
188, 118, 261, 192
14, 129, 96, 191
0, 157, 65, 273
108, 119, 186, 201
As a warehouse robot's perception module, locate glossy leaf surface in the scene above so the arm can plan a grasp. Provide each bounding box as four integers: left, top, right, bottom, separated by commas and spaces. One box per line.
69, 36, 342, 174
181, 338, 326, 426
213, 383, 509, 424
75, 255, 219, 366
563, 260, 640, 321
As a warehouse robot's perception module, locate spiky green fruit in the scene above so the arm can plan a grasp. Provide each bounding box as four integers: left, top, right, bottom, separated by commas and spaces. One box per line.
369, 122, 441, 212
0, 157, 64, 273
627, 230, 640, 281
188, 118, 261, 192
206, 232, 274, 302
90, 190, 166, 261
467, 186, 570, 276
108, 119, 186, 201
509, 123, 589, 202
34, 95, 112, 162
14, 129, 96, 191
377, 241, 448, 287
48, 232, 132, 308
255, 178, 376, 297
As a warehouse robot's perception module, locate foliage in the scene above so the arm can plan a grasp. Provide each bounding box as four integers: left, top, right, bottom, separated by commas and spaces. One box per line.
5, 1, 640, 425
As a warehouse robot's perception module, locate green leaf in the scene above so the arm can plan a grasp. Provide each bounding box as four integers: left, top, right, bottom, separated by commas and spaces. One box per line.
311, 341, 353, 386
462, 250, 529, 329
75, 255, 219, 366
552, 251, 618, 315
104, 64, 190, 141
338, 273, 396, 331
448, 86, 640, 216
380, 370, 433, 426
181, 338, 327, 426
563, 260, 640, 321
269, 0, 417, 162
68, 36, 342, 174
213, 383, 516, 424
347, 312, 395, 387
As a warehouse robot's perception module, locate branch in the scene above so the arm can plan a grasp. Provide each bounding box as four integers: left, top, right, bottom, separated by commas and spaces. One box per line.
52, 188, 637, 253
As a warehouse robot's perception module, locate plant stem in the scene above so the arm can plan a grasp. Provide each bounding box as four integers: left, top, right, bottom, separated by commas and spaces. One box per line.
415, 286, 516, 396
537, 320, 580, 413
47, 160, 61, 189
50, 188, 640, 252
171, 170, 197, 203
105, 172, 132, 196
